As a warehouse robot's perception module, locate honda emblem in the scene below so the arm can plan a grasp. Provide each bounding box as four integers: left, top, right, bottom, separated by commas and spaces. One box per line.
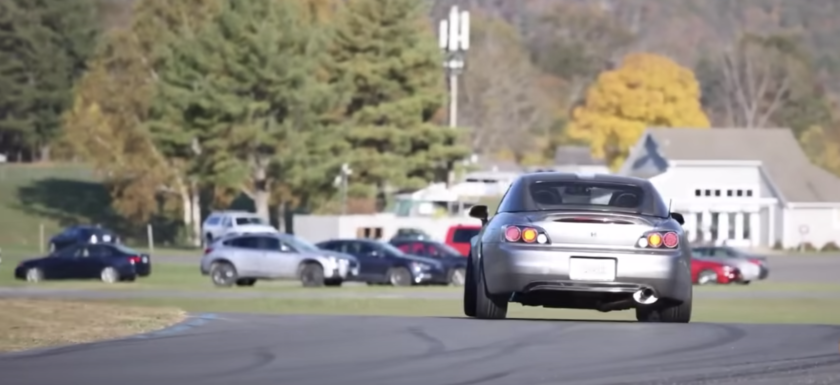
590, 232, 597, 237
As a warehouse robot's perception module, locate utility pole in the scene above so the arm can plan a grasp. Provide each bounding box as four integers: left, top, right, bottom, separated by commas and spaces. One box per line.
333, 163, 353, 215
439, 5, 469, 187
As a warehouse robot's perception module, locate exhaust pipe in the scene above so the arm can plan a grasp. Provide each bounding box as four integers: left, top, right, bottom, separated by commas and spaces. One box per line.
633, 288, 658, 305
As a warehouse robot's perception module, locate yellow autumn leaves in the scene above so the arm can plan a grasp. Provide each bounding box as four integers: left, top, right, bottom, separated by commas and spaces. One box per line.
567, 53, 711, 169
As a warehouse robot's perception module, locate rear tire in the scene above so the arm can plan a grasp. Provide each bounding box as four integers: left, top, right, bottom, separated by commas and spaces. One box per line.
474, 259, 508, 320
300, 263, 325, 287
463, 257, 477, 317
235, 278, 256, 287
636, 291, 692, 323
100, 267, 119, 284
210, 262, 237, 287
387, 267, 413, 287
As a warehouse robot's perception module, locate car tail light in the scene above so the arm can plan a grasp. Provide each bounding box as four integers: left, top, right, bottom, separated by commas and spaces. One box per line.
748, 258, 763, 265
204, 248, 213, 254
503, 225, 549, 244
128, 256, 141, 264
662, 232, 679, 248
637, 231, 679, 248
503, 226, 521, 242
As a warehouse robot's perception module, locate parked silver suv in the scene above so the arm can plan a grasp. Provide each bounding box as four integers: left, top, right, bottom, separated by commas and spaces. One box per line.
201, 211, 277, 245
200, 232, 360, 287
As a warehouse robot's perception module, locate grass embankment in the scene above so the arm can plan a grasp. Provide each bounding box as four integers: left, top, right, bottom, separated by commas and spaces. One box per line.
0, 298, 185, 353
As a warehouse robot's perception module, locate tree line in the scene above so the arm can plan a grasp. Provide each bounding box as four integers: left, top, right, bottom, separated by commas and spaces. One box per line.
3, 0, 840, 245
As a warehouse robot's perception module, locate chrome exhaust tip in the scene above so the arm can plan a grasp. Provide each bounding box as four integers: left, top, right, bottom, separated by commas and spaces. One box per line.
633, 288, 658, 305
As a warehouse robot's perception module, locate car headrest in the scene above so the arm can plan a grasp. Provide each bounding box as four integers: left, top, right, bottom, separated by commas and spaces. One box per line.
533, 190, 562, 205
613, 193, 639, 208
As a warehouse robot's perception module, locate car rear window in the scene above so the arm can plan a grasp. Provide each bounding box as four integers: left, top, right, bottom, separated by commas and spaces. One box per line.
527, 181, 646, 210
235, 217, 266, 225
452, 228, 480, 243
112, 244, 140, 255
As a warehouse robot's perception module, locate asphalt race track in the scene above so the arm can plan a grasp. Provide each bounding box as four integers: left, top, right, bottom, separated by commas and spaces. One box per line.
2, 314, 839, 385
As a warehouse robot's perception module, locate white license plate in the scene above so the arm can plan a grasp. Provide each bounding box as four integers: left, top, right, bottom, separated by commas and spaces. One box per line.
569, 258, 616, 281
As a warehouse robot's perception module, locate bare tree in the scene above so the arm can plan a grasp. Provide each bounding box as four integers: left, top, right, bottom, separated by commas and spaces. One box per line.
458, 14, 551, 160
716, 33, 809, 128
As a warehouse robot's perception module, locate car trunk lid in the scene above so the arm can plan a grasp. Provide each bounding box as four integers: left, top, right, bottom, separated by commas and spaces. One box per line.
526, 212, 655, 249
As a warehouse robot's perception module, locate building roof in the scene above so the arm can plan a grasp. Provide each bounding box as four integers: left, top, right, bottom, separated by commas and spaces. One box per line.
645, 128, 840, 203
554, 145, 607, 166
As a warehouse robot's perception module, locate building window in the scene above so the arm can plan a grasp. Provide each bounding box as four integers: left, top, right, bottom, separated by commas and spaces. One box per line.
736, 189, 743, 197
704, 189, 711, 196
714, 189, 721, 197
746, 190, 753, 197
694, 189, 701, 197
726, 190, 733, 197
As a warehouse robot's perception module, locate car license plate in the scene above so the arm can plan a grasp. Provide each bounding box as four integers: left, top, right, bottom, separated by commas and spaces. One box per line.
569, 258, 616, 281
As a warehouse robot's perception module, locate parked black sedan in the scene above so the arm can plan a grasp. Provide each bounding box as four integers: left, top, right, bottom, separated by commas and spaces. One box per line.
49, 225, 120, 252
315, 239, 448, 286
390, 239, 468, 286
15, 243, 151, 283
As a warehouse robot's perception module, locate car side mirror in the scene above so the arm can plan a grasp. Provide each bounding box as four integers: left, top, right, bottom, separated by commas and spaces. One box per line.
670, 213, 685, 225
468, 205, 489, 224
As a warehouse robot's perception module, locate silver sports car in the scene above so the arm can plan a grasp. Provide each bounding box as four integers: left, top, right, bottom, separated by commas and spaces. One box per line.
463, 172, 693, 323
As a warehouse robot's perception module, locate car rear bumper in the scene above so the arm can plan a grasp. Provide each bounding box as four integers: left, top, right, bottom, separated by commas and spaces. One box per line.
481, 243, 692, 301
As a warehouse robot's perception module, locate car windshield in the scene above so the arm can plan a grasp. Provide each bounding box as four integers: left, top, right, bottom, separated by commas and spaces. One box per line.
379, 242, 409, 257
527, 181, 647, 212
235, 216, 267, 225
281, 235, 320, 252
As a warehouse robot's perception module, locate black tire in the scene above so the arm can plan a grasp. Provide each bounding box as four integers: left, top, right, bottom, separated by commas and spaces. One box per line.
739, 280, 751, 285
235, 278, 257, 287
210, 262, 238, 287
325, 278, 343, 287
300, 263, 325, 287
463, 257, 477, 317
635, 290, 692, 323
387, 267, 413, 287
474, 259, 508, 320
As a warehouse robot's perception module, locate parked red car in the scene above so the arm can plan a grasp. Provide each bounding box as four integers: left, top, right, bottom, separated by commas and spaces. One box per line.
444, 224, 482, 256
691, 257, 742, 285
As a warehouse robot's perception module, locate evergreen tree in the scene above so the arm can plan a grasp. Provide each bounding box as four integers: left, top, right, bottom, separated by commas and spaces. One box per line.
332, 0, 469, 195
151, 0, 349, 220
0, 0, 99, 161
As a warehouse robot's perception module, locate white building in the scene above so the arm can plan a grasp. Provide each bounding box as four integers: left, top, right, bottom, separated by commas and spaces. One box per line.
619, 128, 840, 249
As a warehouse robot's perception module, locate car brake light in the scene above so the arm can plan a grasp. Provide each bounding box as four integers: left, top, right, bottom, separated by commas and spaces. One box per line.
204, 248, 213, 254
503, 226, 549, 244
503, 226, 521, 242
128, 256, 141, 264
748, 258, 762, 265
662, 232, 679, 248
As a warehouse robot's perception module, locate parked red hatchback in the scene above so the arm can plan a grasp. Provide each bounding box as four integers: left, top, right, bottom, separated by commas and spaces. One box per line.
444, 224, 482, 256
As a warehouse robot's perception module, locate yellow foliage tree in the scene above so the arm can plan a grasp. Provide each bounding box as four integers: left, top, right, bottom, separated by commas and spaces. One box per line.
567, 53, 711, 169
799, 125, 840, 176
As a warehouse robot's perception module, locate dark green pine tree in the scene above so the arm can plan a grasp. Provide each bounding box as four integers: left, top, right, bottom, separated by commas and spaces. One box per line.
150, 0, 349, 219
0, 0, 99, 161
332, 0, 470, 194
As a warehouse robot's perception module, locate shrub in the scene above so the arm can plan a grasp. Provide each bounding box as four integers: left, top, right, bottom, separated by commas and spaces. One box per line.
820, 242, 840, 252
